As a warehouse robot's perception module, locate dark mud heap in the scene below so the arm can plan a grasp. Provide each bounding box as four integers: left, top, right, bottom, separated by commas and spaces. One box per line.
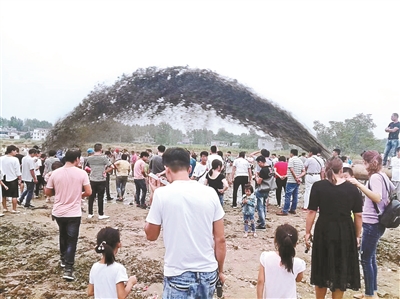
44, 66, 329, 156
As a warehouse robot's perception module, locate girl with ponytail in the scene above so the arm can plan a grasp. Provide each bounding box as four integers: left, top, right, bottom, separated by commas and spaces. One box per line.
88, 227, 137, 299
257, 224, 305, 299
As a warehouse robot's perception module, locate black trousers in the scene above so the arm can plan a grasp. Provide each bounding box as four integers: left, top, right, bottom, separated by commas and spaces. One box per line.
275, 177, 287, 206
232, 176, 249, 207
88, 181, 106, 215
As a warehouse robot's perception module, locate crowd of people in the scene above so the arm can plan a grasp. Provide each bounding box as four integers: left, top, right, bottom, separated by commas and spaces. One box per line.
1, 113, 399, 299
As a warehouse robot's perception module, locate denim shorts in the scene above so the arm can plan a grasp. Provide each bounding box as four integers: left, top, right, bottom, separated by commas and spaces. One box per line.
163, 270, 218, 299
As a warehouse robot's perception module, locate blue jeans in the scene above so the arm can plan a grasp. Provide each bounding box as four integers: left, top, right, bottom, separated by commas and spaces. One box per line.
360, 223, 385, 296
19, 181, 35, 206
54, 216, 81, 270
282, 182, 299, 214
163, 270, 218, 299
218, 194, 224, 207
383, 139, 399, 165
134, 179, 147, 205
243, 214, 255, 232
116, 176, 128, 198
255, 190, 269, 226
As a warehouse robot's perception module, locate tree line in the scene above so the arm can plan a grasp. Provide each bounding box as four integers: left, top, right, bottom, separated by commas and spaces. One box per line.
0, 116, 53, 131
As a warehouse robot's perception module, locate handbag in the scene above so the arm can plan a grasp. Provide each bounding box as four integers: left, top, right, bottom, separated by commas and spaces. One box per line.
257, 172, 277, 192
369, 173, 400, 229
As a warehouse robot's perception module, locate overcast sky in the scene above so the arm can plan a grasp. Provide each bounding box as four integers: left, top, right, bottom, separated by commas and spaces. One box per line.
1, 0, 399, 139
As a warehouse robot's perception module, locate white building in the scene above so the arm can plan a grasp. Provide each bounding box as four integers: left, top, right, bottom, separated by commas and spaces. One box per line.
257, 138, 283, 151
32, 129, 49, 140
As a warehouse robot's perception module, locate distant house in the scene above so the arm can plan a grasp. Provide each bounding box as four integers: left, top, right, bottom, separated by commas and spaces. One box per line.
133, 132, 155, 144
231, 142, 240, 148
0, 127, 20, 139
211, 140, 230, 147
257, 138, 283, 151
32, 128, 49, 140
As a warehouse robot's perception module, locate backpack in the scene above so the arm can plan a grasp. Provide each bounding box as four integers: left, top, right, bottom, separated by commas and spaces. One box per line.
369, 173, 400, 228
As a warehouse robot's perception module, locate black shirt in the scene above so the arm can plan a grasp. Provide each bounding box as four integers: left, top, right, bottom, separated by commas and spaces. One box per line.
388, 122, 400, 140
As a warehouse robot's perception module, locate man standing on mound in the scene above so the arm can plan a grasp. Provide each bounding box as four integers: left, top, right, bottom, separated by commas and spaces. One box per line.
145, 147, 226, 299
45, 149, 92, 280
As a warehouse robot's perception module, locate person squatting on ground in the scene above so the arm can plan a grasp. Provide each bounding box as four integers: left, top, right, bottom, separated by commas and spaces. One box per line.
87, 227, 137, 299
45, 149, 92, 281
145, 147, 226, 299
113, 153, 131, 201
277, 149, 305, 216
205, 159, 229, 206
306, 157, 362, 299
19, 148, 38, 208
231, 151, 252, 208
257, 224, 305, 299
87, 143, 113, 220
303, 147, 325, 210
241, 184, 257, 238
383, 113, 400, 166
347, 150, 395, 299
1, 145, 22, 214
133, 151, 149, 209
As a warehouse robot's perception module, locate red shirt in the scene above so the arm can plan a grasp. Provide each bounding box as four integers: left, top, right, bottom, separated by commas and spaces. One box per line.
274, 161, 288, 177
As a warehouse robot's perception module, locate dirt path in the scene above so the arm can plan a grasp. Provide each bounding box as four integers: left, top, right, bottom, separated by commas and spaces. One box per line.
1, 178, 399, 299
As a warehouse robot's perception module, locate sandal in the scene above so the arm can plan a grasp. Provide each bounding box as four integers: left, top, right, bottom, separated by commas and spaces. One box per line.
353, 294, 364, 299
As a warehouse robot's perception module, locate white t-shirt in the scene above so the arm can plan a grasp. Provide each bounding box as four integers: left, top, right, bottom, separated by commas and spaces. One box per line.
146, 180, 225, 276
21, 155, 36, 182
0, 155, 21, 181
34, 158, 42, 176
192, 163, 208, 184
260, 251, 306, 299
233, 157, 251, 177
89, 262, 129, 299
391, 156, 400, 182
207, 154, 224, 170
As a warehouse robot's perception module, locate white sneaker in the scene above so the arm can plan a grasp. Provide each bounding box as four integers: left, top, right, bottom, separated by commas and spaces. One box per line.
243, 232, 248, 238
11, 210, 20, 214
253, 232, 258, 237
87, 214, 94, 219
98, 215, 110, 220
0, 213, 4, 217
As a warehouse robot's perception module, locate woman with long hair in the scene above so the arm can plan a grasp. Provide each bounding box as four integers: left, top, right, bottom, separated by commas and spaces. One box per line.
305, 157, 363, 299
347, 150, 395, 299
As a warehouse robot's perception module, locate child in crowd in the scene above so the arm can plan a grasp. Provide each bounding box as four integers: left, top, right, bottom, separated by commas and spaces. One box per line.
257, 224, 306, 299
242, 184, 257, 237
44, 161, 63, 203
88, 227, 137, 299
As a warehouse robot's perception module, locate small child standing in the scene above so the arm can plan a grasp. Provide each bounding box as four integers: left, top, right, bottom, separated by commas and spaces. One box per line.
242, 184, 257, 237
257, 224, 306, 299
88, 227, 137, 299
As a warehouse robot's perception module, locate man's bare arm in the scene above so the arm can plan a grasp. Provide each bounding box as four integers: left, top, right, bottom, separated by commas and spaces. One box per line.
144, 222, 161, 241
213, 218, 226, 283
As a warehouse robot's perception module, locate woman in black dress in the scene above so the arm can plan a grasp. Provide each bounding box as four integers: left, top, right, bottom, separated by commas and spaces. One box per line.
305, 157, 363, 299
205, 159, 229, 206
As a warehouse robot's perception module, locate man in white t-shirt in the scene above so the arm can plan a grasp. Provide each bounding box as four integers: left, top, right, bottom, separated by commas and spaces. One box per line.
191, 151, 208, 184
231, 151, 252, 208
45, 149, 92, 281
207, 145, 224, 170
391, 147, 400, 199
303, 147, 325, 210
1, 145, 22, 213
19, 148, 38, 208
145, 147, 226, 299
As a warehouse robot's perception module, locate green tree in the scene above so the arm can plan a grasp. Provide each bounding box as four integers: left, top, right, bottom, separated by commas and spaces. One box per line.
9, 116, 24, 131
313, 113, 382, 154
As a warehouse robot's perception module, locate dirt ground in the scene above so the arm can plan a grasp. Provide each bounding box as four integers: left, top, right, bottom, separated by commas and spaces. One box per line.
1, 177, 399, 299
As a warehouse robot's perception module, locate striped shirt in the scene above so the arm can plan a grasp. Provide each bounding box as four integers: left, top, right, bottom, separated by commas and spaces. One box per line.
287, 156, 304, 183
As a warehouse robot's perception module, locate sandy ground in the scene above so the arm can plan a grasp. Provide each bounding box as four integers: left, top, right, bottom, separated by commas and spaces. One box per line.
1, 176, 399, 299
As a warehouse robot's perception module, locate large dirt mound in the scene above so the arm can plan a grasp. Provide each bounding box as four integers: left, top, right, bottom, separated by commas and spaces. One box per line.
44, 66, 329, 156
